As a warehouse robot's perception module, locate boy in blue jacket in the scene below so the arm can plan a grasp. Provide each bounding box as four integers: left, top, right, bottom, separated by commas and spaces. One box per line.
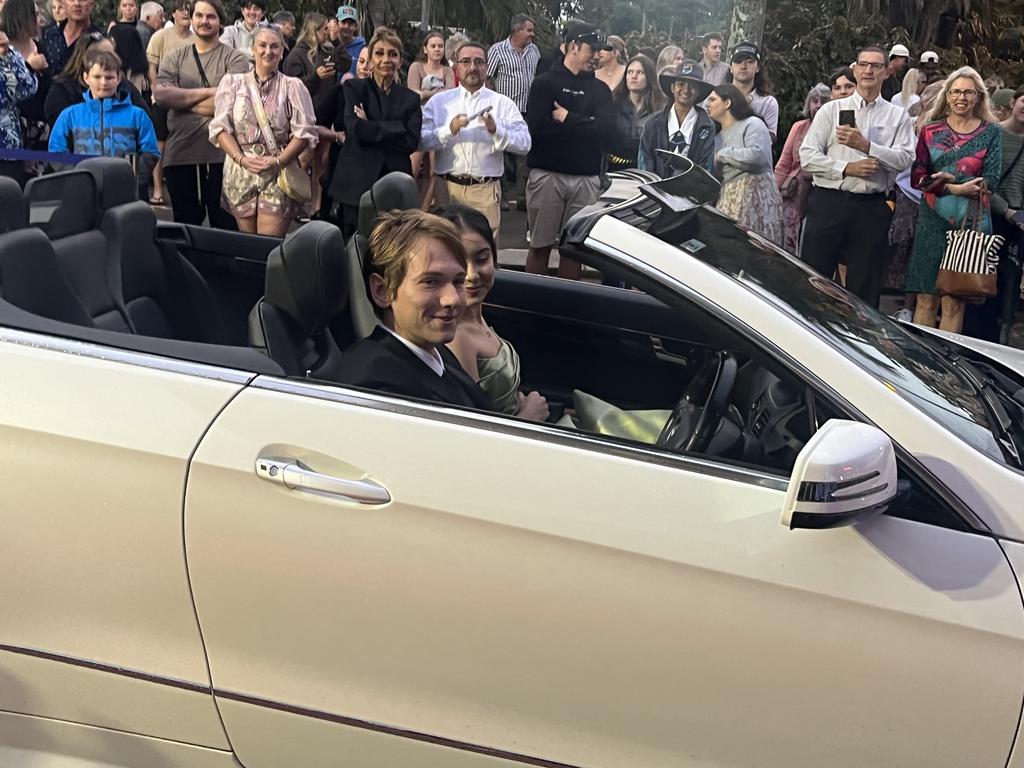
50, 49, 159, 167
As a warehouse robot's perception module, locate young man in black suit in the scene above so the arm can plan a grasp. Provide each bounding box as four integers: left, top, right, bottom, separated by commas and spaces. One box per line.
329, 26, 422, 239
337, 209, 494, 410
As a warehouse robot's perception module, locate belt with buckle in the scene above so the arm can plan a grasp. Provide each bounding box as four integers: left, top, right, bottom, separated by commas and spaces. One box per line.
443, 174, 500, 186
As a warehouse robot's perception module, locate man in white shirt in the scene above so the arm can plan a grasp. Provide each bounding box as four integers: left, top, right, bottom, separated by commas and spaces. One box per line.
421, 40, 531, 235
799, 44, 915, 307
700, 33, 728, 87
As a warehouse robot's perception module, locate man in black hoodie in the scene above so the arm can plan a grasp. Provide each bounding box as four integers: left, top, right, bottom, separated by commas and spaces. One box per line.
525, 22, 612, 279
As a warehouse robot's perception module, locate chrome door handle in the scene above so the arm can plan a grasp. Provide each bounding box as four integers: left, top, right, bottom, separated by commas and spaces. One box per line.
256, 458, 391, 505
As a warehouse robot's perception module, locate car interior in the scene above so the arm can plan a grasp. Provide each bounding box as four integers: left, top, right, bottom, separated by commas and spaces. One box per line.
0, 158, 834, 475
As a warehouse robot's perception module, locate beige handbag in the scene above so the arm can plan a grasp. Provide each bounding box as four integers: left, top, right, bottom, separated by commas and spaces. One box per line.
245, 74, 312, 204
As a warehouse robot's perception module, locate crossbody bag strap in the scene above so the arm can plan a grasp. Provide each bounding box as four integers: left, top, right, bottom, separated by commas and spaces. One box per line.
245, 72, 280, 155
190, 45, 210, 89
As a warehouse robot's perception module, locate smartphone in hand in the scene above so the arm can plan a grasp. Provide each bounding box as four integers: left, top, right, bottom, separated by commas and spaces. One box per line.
838, 109, 856, 127
467, 105, 493, 122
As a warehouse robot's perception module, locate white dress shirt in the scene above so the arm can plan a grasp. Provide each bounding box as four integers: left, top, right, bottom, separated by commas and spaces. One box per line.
420, 85, 532, 178
667, 105, 697, 155
380, 324, 444, 377
799, 91, 916, 194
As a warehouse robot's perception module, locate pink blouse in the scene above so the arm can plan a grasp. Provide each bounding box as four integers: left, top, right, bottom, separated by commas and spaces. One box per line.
774, 118, 811, 187
209, 71, 318, 153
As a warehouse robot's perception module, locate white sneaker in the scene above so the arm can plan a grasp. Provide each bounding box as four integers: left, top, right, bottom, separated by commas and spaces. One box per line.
892, 308, 913, 322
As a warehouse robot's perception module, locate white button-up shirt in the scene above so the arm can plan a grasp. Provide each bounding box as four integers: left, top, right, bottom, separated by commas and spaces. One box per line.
381, 324, 444, 377
420, 85, 532, 179
800, 91, 916, 194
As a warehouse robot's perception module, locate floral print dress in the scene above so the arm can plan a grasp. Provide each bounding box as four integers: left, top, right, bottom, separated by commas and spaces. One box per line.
905, 119, 1002, 294
0, 49, 38, 149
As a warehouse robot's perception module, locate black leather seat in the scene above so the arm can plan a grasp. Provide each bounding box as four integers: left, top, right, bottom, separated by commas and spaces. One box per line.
0, 228, 95, 326
335, 171, 420, 350
248, 222, 348, 379
0, 176, 26, 234
80, 157, 226, 343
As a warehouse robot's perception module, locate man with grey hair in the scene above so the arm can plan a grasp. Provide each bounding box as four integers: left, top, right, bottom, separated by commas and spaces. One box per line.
137, 1, 164, 49
487, 13, 539, 210
271, 10, 294, 51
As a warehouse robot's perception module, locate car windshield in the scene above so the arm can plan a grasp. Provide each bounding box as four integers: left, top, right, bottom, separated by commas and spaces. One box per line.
624, 201, 1010, 466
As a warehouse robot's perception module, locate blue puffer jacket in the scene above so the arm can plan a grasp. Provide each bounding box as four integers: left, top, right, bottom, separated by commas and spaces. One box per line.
49, 89, 159, 159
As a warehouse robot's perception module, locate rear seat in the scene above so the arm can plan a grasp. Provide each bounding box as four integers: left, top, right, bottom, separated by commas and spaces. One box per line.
16, 158, 225, 342
0, 228, 95, 327
25, 170, 133, 332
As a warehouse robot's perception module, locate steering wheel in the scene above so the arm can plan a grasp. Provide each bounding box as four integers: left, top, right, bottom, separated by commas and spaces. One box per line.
657, 351, 738, 453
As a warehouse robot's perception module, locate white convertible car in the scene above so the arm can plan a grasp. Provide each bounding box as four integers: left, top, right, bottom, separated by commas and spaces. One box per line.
4, 158, 1024, 768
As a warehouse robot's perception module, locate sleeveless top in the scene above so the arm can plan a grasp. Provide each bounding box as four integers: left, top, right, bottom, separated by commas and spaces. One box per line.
476, 337, 521, 415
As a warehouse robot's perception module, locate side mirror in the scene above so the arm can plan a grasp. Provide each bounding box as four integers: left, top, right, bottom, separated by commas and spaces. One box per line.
781, 419, 897, 530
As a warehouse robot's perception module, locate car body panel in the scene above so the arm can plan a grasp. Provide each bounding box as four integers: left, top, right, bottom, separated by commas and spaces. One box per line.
185, 379, 1024, 767
0, 332, 233, 748
0, 710, 236, 768
583, 216, 1024, 539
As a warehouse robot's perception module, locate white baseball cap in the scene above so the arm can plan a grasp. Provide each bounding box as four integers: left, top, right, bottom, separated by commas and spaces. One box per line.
920, 50, 939, 64
889, 44, 910, 59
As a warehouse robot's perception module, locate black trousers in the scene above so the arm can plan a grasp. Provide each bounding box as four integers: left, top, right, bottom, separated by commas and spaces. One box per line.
801, 187, 893, 307
164, 163, 237, 230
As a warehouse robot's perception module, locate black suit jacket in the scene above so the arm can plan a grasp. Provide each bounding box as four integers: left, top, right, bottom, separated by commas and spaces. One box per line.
337, 326, 494, 411
329, 77, 422, 206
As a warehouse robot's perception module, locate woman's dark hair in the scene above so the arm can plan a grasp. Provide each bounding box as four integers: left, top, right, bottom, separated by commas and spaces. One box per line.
1, 0, 39, 43
619, 54, 661, 116
713, 84, 757, 120
828, 66, 855, 88
419, 29, 445, 63
431, 202, 496, 264
57, 31, 108, 82
108, 22, 148, 78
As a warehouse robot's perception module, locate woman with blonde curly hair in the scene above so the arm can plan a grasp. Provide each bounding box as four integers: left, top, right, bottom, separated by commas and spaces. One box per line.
906, 66, 1002, 333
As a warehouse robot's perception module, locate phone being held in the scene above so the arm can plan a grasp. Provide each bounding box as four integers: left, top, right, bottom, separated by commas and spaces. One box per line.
838, 109, 856, 128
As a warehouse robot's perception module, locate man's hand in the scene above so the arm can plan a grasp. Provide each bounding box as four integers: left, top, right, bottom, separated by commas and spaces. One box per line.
449, 113, 470, 135
516, 391, 550, 422
1006, 208, 1024, 230
552, 101, 568, 123
480, 110, 497, 134
843, 158, 880, 178
836, 125, 870, 154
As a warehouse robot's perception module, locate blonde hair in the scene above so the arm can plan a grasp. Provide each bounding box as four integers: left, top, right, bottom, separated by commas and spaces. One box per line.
297, 12, 326, 63
898, 67, 921, 106
924, 65, 996, 124
655, 45, 682, 74
915, 81, 944, 131
367, 25, 403, 58
367, 210, 467, 314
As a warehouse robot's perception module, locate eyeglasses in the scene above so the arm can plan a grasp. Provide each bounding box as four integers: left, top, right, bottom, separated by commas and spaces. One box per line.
854, 61, 886, 70
456, 57, 486, 67
948, 88, 978, 99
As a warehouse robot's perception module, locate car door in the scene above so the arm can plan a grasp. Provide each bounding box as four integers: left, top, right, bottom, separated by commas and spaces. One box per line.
185, 376, 1024, 768
0, 328, 234, 757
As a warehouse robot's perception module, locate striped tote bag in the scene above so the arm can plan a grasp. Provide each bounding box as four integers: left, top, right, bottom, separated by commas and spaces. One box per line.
936, 194, 1003, 300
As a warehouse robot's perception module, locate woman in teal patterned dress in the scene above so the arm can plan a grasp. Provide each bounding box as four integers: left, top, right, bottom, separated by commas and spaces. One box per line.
907, 66, 1001, 334
434, 203, 550, 422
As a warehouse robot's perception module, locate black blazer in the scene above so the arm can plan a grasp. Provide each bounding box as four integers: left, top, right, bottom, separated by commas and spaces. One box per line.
337, 326, 494, 411
329, 77, 422, 206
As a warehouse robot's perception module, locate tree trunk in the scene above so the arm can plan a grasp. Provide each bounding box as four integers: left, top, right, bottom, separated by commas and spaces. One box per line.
727, 0, 768, 50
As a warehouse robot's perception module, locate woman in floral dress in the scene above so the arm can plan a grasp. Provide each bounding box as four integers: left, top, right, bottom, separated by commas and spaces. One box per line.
210, 26, 316, 236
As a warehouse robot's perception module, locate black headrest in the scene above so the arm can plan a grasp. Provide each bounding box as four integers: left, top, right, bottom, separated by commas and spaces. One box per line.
0, 228, 94, 326
264, 221, 347, 337
24, 169, 99, 238
357, 172, 419, 239
79, 157, 137, 209
0, 176, 26, 233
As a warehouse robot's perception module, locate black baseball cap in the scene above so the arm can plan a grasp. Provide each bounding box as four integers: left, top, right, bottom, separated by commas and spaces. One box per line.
731, 42, 760, 63
564, 21, 605, 49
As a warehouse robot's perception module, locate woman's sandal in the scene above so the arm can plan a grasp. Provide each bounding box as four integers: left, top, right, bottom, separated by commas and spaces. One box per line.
148, 195, 166, 206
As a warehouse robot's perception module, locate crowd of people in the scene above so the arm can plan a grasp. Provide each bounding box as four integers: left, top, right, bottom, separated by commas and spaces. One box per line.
0, 2, 1021, 344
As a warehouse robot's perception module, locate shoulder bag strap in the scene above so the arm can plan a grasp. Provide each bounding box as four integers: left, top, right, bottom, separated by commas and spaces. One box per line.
191, 45, 210, 89
245, 73, 280, 155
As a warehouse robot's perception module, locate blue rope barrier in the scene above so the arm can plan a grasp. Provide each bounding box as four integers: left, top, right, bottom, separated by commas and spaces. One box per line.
0, 148, 94, 165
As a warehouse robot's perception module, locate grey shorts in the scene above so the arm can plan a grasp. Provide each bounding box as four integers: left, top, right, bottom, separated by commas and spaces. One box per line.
525, 169, 601, 249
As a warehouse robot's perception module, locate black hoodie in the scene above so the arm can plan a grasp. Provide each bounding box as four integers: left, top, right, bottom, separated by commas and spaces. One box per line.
525, 59, 614, 176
